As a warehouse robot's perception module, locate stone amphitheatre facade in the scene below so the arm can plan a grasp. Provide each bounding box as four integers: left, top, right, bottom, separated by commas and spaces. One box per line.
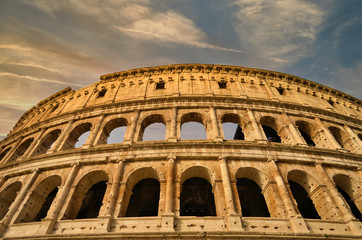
0, 63, 361, 240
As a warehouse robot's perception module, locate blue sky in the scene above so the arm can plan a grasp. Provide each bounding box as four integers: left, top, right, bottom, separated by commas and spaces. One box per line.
0, 0, 361, 140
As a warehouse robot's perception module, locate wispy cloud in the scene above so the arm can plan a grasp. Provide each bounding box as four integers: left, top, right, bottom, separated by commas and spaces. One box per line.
0, 44, 33, 51
232, 0, 326, 65
0, 72, 84, 87
3, 62, 61, 73
27, 0, 242, 53
117, 10, 242, 53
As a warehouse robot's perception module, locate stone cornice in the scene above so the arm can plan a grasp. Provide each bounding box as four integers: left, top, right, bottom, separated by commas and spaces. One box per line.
0, 140, 360, 178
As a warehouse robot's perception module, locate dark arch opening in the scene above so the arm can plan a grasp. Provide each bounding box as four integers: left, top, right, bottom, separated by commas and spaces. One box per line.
328, 127, 344, 148
76, 181, 107, 219
126, 178, 160, 217
336, 186, 361, 221
32, 129, 61, 156
35, 187, 59, 221
237, 178, 270, 217
262, 125, 281, 143
358, 133, 362, 141
0, 147, 11, 162
0, 182, 22, 219
180, 177, 216, 217
8, 138, 34, 162
299, 130, 315, 146
288, 180, 320, 219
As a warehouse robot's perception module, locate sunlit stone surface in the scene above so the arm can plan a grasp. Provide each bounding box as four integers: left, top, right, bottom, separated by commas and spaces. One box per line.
0, 64, 361, 239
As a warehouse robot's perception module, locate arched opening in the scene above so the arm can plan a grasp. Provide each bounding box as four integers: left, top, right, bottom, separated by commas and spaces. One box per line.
7, 138, 34, 162
333, 174, 362, 221
262, 125, 281, 143
0, 147, 11, 162
288, 180, 320, 219
181, 113, 206, 140
221, 114, 245, 140
138, 114, 166, 141
260, 116, 281, 143
223, 123, 244, 140
0, 182, 22, 219
35, 188, 58, 221
180, 177, 216, 217
300, 130, 315, 146
32, 129, 61, 156
328, 126, 345, 148
143, 123, 166, 141
358, 133, 362, 141
76, 181, 107, 219
62, 171, 108, 220
15, 175, 61, 223
336, 186, 361, 221
97, 118, 127, 145
237, 178, 270, 217
62, 123, 92, 150
126, 178, 160, 217
108, 126, 127, 144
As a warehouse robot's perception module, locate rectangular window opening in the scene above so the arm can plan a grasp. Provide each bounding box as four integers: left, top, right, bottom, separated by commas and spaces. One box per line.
218, 82, 227, 89
156, 82, 165, 90
276, 87, 285, 95
97, 90, 107, 98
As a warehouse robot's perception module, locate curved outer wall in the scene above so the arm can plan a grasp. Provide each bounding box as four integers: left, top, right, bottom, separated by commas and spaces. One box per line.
0, 64, 361, 239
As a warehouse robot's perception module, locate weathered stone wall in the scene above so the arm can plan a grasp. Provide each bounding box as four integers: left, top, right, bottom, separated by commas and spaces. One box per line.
0, 64, 361, 239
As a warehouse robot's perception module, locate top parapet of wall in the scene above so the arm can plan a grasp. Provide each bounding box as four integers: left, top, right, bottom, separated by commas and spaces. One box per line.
100, 63, 360, 104
4, 63, 362, 138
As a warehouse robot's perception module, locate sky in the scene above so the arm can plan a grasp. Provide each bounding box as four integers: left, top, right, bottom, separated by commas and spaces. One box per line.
0, 0, 362, 140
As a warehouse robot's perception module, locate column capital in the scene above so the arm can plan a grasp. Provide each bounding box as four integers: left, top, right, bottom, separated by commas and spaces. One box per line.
71, 162, 80, 167
267, 158, 277, 163
117, 158, 126, 164
314, 160, 324, 166
167, 155, 176, 162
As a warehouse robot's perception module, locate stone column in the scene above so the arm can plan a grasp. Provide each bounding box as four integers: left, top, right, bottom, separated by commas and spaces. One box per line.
0, 176, 7, 189
167, 107, 178, 142
22, 128, 47, 158
262, 80, 276, 99
49, 119, 74, 152
282, 113, 306, 145
219, 157, 241, 231
218, 157, 236, 215
315, 118, 341, 149
106, 160, 125, 217
267, 159, 309, 234
123, 110, 140, 144
0, 169, 39, 235
36, 163, 80, 235
164, 156, 175, 214
315, 162, 362, 235
83, 114, 105, 148
162, 156, 176, 231
344, 125, 362, 149
246, 108, 265, 141
209, 107, 223, 141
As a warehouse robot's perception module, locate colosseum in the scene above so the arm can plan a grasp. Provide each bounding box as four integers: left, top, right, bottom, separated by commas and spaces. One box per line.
0, 63, 361, 240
